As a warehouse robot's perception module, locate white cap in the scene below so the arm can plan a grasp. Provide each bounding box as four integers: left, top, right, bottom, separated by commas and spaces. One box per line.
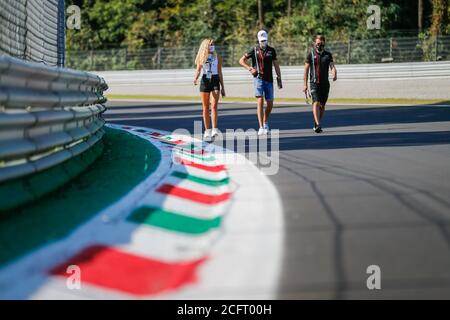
257, 30, 268, 42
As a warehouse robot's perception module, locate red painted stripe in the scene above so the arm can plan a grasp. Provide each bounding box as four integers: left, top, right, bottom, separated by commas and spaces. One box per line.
50, 245, 205, 296
177, 158, 226, 172
149, 132, 163, 137
157, 184, 231, 204
160, 139, 186, 145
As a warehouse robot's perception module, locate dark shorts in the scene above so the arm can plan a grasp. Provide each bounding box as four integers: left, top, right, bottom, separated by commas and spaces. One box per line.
310, 82, 330, 105
200, 75, 220, 93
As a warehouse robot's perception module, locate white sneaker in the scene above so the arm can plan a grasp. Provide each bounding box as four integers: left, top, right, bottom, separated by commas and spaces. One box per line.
203, 129, 212, 140
258, 127, 266, 136
211, 128, 220, 137
263, 123, 270, 134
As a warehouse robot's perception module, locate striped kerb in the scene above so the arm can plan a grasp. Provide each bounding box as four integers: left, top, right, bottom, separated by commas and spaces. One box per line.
175, 159, 226, 172
172, 147, 207, 155
156, 184, 231, 204
174, 150, 216, 162
45, 128, 233, 298
171, 171, 229, 186
50, 245, 206, 296
127, 206, 222, 234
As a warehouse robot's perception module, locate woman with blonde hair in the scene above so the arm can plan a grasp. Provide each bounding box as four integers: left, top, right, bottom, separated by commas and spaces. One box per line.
194, 39, 226, 140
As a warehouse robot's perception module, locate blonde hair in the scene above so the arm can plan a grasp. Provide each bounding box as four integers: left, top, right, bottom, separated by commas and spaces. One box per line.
195, 38, 215, 66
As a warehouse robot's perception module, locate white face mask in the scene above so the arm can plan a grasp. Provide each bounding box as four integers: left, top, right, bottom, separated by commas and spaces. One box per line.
209, 45, 215, 53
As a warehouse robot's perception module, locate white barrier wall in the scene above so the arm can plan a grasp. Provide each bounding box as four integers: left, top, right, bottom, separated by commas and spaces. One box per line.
98, 61, 450, 100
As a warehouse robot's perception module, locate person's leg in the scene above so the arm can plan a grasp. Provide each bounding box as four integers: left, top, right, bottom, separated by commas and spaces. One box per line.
201, 92, 211, 130
319, 104, 325, 121
210, 90, 220, 128
319, 83, 330, 122
257, 97, 264, 128
254, 78, 265, 128
264, 100, 273, 124
263, 81, 274, 125
313, 102, 321, 127
310, 83, 321, 127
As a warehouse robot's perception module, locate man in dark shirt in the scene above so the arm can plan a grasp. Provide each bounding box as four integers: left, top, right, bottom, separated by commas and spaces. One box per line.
303, 35, 337, 133
239, 30, 282, 136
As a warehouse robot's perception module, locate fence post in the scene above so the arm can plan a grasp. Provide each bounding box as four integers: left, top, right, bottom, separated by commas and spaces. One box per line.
389, 37, 393, 59
347, 37, 352, 64
435, 36, 438, 61
124, 48, 128, 70
90, 49, 94, 70
231, 44, 235, 67
157, 47, 161, 69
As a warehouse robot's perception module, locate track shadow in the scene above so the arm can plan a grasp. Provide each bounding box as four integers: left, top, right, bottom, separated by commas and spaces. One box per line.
104, 106, 258, 119
105, 104, 450, 134
429, 100, 450, 106
106, 102, 202, 110
277, 131, 450, 151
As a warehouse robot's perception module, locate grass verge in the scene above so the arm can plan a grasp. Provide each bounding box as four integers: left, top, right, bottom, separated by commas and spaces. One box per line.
0, 127, 161, 267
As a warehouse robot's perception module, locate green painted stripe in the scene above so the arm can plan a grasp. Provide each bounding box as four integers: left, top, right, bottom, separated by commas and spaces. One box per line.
171, 171, 230, 186
128, 206, 222, 235
174, 150, 216, 162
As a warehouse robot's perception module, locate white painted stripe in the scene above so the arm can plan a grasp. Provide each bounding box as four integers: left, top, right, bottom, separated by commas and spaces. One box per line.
139, 192, 230, 220
93, 222, 221, 262
172, 151, 217, 164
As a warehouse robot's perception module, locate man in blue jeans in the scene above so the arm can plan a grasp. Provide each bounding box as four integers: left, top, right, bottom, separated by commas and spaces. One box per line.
239, 30, 282, 135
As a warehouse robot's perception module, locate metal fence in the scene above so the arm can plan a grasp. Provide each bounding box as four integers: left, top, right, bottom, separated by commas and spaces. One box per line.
0, 55, 108, 211
0, 0, 65, 67
66, 36, 450, 71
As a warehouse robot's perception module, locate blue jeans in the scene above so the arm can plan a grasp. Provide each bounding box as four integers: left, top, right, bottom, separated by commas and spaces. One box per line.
254, 78, 274, 101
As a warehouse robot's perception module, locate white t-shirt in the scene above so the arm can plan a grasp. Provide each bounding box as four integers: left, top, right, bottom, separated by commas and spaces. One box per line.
203, 54, 219, 77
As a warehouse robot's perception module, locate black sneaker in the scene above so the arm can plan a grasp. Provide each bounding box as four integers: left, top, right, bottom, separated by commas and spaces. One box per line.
314, 125, 323, 133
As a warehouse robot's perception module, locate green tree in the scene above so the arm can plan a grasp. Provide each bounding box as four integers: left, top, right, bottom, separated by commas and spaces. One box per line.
66, 0, 144, 50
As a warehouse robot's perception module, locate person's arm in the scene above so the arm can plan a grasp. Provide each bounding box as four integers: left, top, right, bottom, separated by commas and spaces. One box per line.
330, 62, 337, 81
218, 55, 226, 97
239, 52, 257, 77
194, 63, 202, 85
303, 63, 310, 92
273, 59, 282, 88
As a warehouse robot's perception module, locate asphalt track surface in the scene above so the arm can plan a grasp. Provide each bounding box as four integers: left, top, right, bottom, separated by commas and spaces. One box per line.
105, 100, 450, 299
